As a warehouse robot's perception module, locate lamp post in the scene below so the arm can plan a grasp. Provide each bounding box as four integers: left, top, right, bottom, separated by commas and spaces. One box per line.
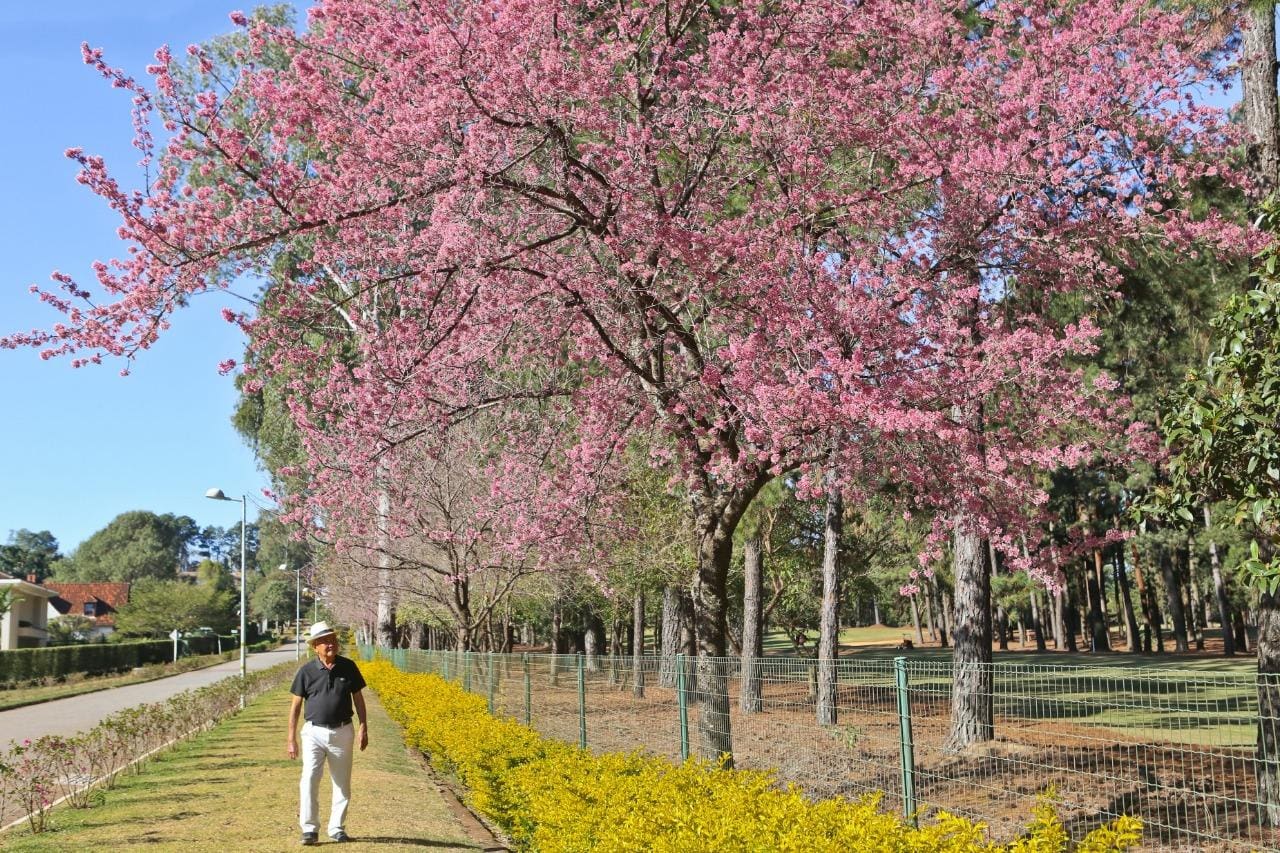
206, 488, 247, 705
283, 561, 301, 660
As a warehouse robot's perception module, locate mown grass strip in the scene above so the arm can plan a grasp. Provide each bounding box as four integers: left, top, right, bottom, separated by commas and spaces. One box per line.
1, 685, 484, 852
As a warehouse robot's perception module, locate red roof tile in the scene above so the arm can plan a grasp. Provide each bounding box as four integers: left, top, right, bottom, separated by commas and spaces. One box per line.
44, 582, 131, 627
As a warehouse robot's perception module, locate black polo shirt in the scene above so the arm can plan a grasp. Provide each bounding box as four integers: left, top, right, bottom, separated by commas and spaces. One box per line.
290, 655, 367, 727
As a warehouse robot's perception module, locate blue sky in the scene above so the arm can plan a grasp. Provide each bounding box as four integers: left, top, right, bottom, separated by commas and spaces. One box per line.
0, 2, 283, 553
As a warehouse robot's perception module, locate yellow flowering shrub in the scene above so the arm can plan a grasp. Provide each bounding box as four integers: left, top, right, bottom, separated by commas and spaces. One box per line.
362, 660, 1141, 852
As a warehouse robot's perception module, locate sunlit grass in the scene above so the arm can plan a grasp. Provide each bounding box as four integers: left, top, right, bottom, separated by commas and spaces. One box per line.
1, 686, 482, 852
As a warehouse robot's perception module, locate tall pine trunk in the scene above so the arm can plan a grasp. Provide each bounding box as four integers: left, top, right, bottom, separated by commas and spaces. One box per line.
817, 478, 841, 726
1204, 506, 1235, 656
1087, 554, 1111, 652
1260, 591, 1280, 825
740, 534, 764, 713
1186, 542, 1206, 651
632, 592, 646, 698
1113, 547, 1141, 653
1132, 543, 1162, 653
1160, 547, 1189, 652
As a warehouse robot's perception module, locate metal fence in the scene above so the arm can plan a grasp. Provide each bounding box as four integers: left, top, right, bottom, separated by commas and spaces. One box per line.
369, 647, 1279, 852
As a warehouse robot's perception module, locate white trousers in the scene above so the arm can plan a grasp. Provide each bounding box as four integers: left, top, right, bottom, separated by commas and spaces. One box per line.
299, 721, 354, 835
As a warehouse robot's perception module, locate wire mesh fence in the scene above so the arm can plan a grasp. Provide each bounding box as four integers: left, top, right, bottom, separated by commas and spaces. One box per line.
370, 646, 1280, 851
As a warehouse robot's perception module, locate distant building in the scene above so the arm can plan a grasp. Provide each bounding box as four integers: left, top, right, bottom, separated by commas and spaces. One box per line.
0, 572, 57, 649
45, 582, 131, 640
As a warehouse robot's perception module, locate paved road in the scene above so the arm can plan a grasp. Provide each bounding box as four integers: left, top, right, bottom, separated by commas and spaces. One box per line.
0, 646, 303, 747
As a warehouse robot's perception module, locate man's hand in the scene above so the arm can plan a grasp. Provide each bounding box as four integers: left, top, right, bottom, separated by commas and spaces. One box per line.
358, 723, 368, 752
287, 738, 298, 760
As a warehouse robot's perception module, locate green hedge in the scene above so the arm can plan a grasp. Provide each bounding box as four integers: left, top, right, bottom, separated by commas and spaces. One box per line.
0, 641, 171, 685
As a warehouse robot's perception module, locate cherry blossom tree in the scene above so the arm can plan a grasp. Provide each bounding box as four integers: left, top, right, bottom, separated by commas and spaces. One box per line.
3, 0, 1252, 758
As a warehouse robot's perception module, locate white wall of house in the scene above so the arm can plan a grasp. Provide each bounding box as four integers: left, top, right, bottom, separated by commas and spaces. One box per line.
0, 581, 57, 649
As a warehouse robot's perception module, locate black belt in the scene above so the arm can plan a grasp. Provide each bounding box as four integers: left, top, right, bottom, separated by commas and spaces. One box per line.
309, 720, 351, 730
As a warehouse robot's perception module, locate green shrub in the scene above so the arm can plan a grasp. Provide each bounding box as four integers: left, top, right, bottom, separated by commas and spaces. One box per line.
0, 641, 171, 685
364, 660, 1144, 853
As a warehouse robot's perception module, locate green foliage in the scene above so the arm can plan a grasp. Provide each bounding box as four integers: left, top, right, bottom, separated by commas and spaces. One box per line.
56, 511, 198, 583
1145, 203, 1280, 591
0, 640, 171, 685
46, 614, 97, 645
113, 579, 235, 638
0, 529, 60, 582
250, 571, 299, 623
195, 558, 234, 592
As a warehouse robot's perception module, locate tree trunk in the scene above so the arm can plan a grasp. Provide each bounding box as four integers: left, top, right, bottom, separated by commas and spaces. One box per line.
1030, 590, 1046, 651
584, 613, 604, 673
1242, 4, 1279, 812
1186, 542, 1206, 652
910, 595, 925, 646
1052, 589, 1066, 650
688, 482, 764, 767
923, 578, 938, 642
1132, 543, 1162, 653
740, 534, 764, 714
817, 479, 841, 727
1159, 548, 1189, 653
1204, 506, 1236, 657
1239, 0, 1279, 781
1235, 609, 1251, 654
692, 525, 734, 764
1258, 591, 1280, 825
550, 602, 562, 685
1113, 547, 1141, 654
991, 541, 1009, 652
1087, 555, 1111, 652
945, 526, 994, 751
1243, 1, 1280, 198
632, 591, 645, 698
374, 483, 396, 648
659, 585, 683, 687
1063, 585, 1080, 653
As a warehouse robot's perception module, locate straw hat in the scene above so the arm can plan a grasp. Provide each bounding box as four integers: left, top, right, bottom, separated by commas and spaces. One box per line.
307, 621, 338, 645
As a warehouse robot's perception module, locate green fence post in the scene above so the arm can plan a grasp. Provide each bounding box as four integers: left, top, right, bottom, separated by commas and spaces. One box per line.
894, 656, 917, 825
577, 652, 587, 749
464, 650, 472, 692
443, 650, 450, 681
676, 653, 690, 762
488, 651, 497, 714
523, 653, 531, 727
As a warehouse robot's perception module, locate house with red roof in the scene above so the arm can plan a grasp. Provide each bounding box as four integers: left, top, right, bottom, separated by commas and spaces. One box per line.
44, 582, 131, 639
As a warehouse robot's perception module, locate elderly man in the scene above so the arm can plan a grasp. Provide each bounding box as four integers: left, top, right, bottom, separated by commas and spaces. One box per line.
286, 621, 368, 845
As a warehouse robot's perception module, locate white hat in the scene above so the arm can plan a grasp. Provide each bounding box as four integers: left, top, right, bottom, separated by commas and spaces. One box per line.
307, 621, 338, 645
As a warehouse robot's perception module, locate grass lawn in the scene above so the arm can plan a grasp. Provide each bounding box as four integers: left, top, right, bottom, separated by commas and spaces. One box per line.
0, 652, 243, 712
1, 686, 485, 852
758, 626, 1259, 748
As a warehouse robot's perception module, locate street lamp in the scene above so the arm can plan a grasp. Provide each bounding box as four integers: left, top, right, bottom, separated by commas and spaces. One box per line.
282, 561, 301, 660
206, 487, 247, 705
